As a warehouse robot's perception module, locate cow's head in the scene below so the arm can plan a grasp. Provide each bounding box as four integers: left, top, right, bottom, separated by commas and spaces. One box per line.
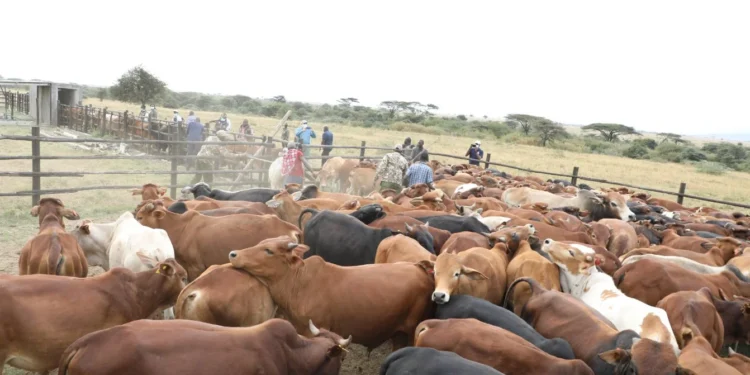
475, 175, 499, 188
132, 183, 167, 200
599, 338, 691, 375
134, 200, 168, 228
418, 252, 488, 305
228, 236, 309, 282
583, 191, 636, 221
31, 197, 79, 227
456, 203, 482, 217
266, 191, 293, 209
405, 222, 435, 254
307, 320, 352, 368
541, 239, 602, 276
488, 224, 536, 251
144, 258, 189, 310
70, 219, 111, 267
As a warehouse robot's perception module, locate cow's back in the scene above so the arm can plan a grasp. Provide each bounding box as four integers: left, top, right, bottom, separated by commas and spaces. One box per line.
19, 228, 88, 277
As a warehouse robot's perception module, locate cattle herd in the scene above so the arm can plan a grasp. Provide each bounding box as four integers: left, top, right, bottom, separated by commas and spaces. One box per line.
5, 160, 750, 375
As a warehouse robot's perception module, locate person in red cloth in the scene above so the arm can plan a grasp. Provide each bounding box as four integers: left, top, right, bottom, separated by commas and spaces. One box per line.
282, 142, 305, 185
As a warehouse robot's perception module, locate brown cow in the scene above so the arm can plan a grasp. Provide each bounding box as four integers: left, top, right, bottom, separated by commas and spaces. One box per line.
296, 185, 358, 204
656, 288, 724, 352
266, 191, 340, 231
441, 231, 491, 253
228, 236, 434, 350
375, 234, 436, 264
598, 218, 639, 257
58, 319, 350, 375
723, 348, 750, 374
19, 198, 88, 277
135, 200, 301, 281
709, 293, 750, 349
545, 210, 587, 232
415, 318, 593, 375
660, 229, 716, 252
130, 183, 173, 206
614, 258, 750, 306
505, 240, 561, 315
369, 216, 451, 253
729, 251, 750, 278
434, 179, 465, 198
504, 217, 596, 245
506, 278, 689, 374
560, 242, 621, 276
456, 197, 508, 212
678, 336, 740, 374
175, 264, 276, 327
318, 156, 358, 192
420, 242, 509, 305
0, 259, 186, 374
348, 166, 379, 196
622, 239, 742, 267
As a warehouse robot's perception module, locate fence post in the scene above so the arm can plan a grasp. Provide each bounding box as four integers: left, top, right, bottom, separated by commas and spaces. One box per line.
170, 139, 178, 199
84, 107, 89, 133
100, 109, 106, 137
677, 182, 687, 205
484, 153, 491, 169
359, 141, 366, 162
571, 166, 579, 187
31, 126, 41, 207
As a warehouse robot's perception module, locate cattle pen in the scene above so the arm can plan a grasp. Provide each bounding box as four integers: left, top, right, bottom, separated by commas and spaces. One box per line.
0, 102, 749, 211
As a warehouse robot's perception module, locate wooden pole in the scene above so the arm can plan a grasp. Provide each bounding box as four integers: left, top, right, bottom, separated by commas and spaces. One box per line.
571, 166, 580, 187
677, 182, 687, 205
484, 153, 491, 169
229, 110, 291, 189
31, 126, 41, 207
359, 141, 366, 162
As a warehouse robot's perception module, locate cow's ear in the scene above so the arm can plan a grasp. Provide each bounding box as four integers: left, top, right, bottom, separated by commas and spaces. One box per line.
80, 224, 90, 235
598, 348, 630, 365
291, 244, 310, 259
742, 303, 750, 316
417, 260, 435, 275
136, 251, 158, 268
155, 262, 176, 276
30, 205, 40, 217
326, 344, 345, 358
129, 188, 143, 196
461, 266, 488, 280
153, 210, 166, 220
475, 208, 483, 215
61, 208, 80, 220
675, 367, 697, 375
157, 187, 167, 196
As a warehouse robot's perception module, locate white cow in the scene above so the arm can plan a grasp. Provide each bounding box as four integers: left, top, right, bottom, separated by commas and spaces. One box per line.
541, 239, 681, 355
268, 156, 284, 190
71, 211, 177, 318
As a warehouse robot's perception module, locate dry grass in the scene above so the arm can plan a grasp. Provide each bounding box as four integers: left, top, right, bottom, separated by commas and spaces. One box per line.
86, 98, 750, 211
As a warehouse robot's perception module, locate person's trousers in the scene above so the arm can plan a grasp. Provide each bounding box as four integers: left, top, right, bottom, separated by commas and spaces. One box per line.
284, 175, 304, 186
191, 160, 213, 184
186, 144, 201, 169
380, 181, 402, 192
321, 147, 332, 167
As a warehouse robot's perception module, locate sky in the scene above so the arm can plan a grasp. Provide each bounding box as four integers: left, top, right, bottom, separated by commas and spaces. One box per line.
3, 0, 749, 135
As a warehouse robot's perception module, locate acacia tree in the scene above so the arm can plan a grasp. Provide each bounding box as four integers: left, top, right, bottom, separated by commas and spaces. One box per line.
337, 97, 359, 106
582, 123, 640, 142
271, 95, 286, 103
657, 132, 686, 144
110, 65, 166, 106
534, 119, 569, 146
505, 114, 545, 135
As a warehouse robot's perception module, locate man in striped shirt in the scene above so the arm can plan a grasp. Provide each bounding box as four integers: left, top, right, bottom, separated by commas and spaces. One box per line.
404, 151, 434, 188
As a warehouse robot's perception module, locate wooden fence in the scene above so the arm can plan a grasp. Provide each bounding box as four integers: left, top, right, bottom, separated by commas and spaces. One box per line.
1, 91, 30, 119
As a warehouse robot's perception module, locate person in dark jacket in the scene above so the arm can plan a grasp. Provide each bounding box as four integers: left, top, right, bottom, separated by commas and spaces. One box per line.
466, 140, 484, 166
186, 117, 204, 170
321, 126, 334, 166
410, 139, 428, 164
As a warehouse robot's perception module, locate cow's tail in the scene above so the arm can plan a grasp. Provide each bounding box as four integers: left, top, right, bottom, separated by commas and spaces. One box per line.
504, 277, 543, 310
298, 208, 320, 230
58, 346, 80, 375
48, 232, 65, 275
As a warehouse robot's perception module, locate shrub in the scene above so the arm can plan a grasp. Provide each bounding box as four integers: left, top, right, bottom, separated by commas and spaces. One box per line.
695, 161, 728, 175
623, 144, 650, 159
681, 148, 707, 162
654, 143, 686, 163
388, 122, 446, 135
632, 138, 658, 150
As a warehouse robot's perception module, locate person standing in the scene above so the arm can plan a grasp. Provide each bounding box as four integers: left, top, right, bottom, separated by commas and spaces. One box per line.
404, 151, 434, 188
466, 140, 484, 166
239, 119, 253, 137
375, 144, 409, 192
186, 117, 205, 170
172, 110, 183, 125
191, 130, 247, 184
281, 124, 290, 143
295, 122, 316, 158
294, 120, 307, 143
186, 111, 197, 125
281, 142, 305, 185
321, 126, 334, 166
217, 113, 231, 132
410, 139, 429, 164
401, 137, 414, 160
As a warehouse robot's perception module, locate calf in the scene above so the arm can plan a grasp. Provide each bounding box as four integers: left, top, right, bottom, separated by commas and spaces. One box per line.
420, 242, 509, 305
19, 198, 87, 277
415, 318, 593, 375
136, 200, 301, 281
380, 347, 503, 375
58, 319, 349, 375
507, 278, 687, 375
437, 294, 574, 360
440, 231, 491, 253
656, 288, 724, 352
505, 240, 561, 314
542, 239, 680, 354
228, 236, 434, 350
614, 258, 750, 306
175, 264, 276, 327
0, 259, 186, 374
677, 336, 740, 375
375, 234, 436, 264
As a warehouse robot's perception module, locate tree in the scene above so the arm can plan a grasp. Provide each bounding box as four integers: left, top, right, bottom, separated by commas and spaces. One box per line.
232, 95, 252, 108
582, 123, 640, 142
632, 138, 658, 150
505, 114, 545, 135
337, 97, 359, 106
534, 119, 569, 146
657, 132, 686, 144
110, 65, 166, 106
96, 87, 108, 102
457, 114, 468, 121
271, 95, 286, 103
623, 143, 650, 159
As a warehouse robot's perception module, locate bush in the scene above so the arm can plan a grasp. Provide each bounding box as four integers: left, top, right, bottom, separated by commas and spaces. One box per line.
632, 138, 658, 150
623, 143, 650, 159
654, 143, 686, 163
388, 122, 446, 135
681, 148, 707, 162
695, 161, 728, 175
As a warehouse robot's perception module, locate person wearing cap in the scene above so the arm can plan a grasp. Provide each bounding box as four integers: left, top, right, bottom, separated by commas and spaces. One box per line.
466, 140, 484, 166
216, 113, 231, 132
294, 120, 308, 143
173, 110, 183, 126
190, 130, 248, 184
375, 144, 409, 192
404, 151, 434, 188
295, 121, 317, 158
281, 142, 305, 185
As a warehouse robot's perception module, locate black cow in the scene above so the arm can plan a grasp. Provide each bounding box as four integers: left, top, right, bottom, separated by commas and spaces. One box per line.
183, 182, 212, 198
182, 183, 281, 202
349, 204, 387, 225
166, 201, 253, 217
436, 295, 575, 360
380, 347, 503, 375
300, 209, 433, 266
411, 215, 490, 234
547, 179, 571, 187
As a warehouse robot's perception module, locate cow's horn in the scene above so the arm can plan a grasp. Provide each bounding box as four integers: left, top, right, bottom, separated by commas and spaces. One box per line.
288, 242, 298, 250
145, 203, 155, 211
309, 320, 321, 336
339, 335, 352, 347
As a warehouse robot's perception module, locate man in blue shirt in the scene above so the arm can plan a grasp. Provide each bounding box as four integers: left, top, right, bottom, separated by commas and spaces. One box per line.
295, 122, 317, 158
404, 151, 434, 188
321, 126, 334, 166
466, 140, 484, 166
185, 117, 205, 170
